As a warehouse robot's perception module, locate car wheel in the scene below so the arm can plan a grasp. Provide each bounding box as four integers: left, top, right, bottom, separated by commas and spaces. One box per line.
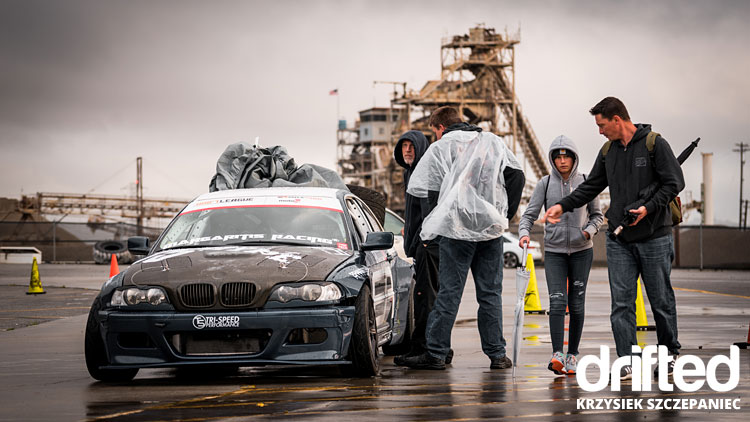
84, 300, 139, 382
503, 252, 519, 268
382, 278, 415, 356
348, 284, 379, 376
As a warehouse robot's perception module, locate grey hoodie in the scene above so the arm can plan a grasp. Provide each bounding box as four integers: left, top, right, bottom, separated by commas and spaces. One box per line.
518, 135, 603, 254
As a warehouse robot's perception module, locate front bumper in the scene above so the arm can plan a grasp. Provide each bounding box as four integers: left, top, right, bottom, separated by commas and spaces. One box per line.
97, 306, 356, 369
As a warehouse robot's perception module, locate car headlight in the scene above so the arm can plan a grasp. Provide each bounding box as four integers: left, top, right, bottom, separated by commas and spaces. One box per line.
112, 287, 169, 306
268, 282, 342, 303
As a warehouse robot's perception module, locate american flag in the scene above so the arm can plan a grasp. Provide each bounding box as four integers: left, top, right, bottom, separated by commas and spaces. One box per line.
329, 88, 338, 95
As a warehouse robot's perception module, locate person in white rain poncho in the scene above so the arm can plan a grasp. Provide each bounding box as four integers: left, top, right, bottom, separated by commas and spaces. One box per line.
402, 106, 525, 370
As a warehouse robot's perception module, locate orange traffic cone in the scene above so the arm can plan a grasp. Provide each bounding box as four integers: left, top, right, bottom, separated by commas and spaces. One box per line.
109, 254, 120, 277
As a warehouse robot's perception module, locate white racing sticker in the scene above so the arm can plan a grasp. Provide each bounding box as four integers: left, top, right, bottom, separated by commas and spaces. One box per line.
163, 233, 345, 250
181, 194, 343, 215
270, 234, 339, 245
163, 234, 265, 249
192, 315, 240, 329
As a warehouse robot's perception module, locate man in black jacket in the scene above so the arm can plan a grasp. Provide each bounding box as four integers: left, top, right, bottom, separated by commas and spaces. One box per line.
392, 130, 450, 365
543, 97, 685, 380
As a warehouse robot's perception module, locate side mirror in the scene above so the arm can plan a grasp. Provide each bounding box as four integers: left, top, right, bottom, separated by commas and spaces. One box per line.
361, 232, 394, 251
127, 236, 151, 255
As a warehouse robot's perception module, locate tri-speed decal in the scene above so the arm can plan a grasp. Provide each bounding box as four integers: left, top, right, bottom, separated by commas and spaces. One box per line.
192, 315, 240, 329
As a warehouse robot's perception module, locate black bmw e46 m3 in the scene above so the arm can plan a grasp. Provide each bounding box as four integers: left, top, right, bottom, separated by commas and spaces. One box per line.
85, 187, 415, 381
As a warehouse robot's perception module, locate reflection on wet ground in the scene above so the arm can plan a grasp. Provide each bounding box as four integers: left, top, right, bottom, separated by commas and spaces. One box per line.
82, 266, 750, 421
0, 265, 747, 421
83, 347, 748, 421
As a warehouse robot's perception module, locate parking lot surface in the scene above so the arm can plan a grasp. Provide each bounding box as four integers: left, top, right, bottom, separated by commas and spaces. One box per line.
0, 263, 747, 421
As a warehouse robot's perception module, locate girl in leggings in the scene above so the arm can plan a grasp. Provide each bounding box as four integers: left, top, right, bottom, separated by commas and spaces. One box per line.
518, 135, 603, 375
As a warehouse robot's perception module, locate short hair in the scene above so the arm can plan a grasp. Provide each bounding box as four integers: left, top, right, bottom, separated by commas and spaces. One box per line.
589, 97, 631, 121
428, 106, 462, 128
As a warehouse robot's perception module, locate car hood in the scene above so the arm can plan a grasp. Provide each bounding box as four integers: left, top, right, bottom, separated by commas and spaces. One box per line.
122, 245, 354, 310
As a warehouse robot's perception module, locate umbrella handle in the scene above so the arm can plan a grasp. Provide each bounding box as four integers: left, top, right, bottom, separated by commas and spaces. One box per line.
520, 243, 528, 268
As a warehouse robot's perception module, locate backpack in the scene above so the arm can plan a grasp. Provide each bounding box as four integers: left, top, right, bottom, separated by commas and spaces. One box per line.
600, 132, 683, 226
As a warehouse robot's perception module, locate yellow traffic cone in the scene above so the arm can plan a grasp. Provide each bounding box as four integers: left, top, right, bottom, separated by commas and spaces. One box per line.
636, 276, 654, 331
26, 257, 46, 295
524, 252, 545, 314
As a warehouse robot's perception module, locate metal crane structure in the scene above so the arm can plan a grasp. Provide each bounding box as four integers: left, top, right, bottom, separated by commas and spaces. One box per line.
11, 156, 189, 231
337, 25, 550, 215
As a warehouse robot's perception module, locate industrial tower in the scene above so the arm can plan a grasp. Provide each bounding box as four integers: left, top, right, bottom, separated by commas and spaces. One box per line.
337, 25, 549, 215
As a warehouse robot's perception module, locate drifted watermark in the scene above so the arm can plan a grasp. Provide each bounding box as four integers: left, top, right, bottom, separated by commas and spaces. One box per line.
576, 345, 741, 392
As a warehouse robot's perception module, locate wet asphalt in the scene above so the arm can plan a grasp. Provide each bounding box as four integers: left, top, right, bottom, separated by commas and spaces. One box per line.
0, 262, 748, 421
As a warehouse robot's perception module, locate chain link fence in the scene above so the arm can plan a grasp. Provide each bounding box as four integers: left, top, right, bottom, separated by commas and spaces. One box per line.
0, 221, 162, 263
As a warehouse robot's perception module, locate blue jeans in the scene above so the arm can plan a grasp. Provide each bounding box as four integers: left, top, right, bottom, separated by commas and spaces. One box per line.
606, 234, 680, 357
425, 237, 506, 360
544, 248, 593, 356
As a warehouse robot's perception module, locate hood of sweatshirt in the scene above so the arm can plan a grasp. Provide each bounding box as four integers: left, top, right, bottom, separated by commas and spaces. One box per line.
394, 130, 430, 171
548, 135, 580, 181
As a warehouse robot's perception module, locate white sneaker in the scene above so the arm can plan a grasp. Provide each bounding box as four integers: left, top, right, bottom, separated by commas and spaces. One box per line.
565, 354, 577, 375
548, 351, 566, 375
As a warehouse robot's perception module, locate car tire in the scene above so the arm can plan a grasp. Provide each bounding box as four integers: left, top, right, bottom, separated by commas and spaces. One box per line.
348, 283, 379, 376
503, 251, 519, 268
381, 278, 415, 356
346, 185, 386, 227
93, 240, 133, 265
84, 300, 139, 382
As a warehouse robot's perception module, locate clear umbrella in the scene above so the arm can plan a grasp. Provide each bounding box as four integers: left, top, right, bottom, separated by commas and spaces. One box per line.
512, 243, 531, 379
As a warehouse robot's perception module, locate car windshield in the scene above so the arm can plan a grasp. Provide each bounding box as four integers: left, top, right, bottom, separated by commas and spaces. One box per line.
158, 203, 350, 251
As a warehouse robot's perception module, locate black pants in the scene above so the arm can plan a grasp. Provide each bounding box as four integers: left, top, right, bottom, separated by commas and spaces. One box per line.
544, 248, 594, 355
410, 239, 440, 353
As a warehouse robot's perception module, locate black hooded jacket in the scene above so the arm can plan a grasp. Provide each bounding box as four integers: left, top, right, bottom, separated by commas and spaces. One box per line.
394, 130, 431, 257
557, 124, 685, 243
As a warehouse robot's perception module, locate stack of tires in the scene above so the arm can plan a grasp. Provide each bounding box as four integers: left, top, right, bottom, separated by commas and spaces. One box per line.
93, 240, 134, 265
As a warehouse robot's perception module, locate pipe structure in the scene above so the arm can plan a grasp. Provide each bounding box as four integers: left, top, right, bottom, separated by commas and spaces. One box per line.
702, 153, 714, 225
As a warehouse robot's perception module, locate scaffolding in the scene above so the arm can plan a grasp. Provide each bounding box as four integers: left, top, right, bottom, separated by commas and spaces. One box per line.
337, 25, 549, 215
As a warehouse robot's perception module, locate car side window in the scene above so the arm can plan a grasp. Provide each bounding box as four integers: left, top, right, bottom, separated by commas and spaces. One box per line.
346, 198, 373, 242
355, 198, 384, 232
383, 210, 404, 236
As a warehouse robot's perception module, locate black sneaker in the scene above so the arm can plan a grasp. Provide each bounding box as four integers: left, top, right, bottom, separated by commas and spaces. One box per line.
654, 358, 675, 378
393, 354, 407, 366
620, 365, 633, 380
490, 355, 512, 369
393, 347, 422, 366
403, 352, 446, 370
446, 348, 454, 365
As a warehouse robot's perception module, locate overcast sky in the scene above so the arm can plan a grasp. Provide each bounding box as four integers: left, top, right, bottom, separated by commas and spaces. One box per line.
1, 0, 749, 225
